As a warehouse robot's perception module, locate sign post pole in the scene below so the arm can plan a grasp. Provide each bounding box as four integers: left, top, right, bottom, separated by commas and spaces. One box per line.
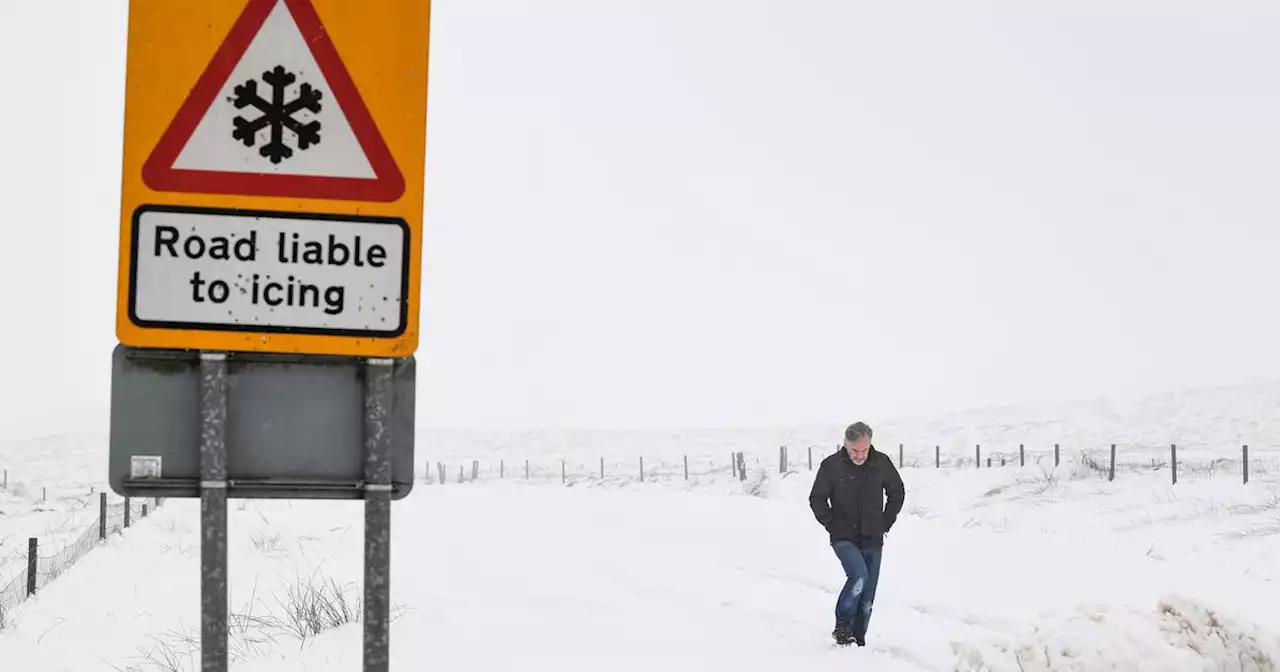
199, 352, 229, 672
364, 358, 394, 672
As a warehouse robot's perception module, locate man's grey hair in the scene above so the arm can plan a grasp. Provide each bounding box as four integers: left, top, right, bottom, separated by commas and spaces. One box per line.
844, 422, 873, 442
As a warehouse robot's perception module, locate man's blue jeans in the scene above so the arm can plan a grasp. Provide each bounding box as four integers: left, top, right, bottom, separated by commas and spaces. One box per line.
831, 539, 882, 640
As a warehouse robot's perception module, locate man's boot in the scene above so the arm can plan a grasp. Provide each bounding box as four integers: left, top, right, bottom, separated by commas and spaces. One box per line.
832, 620, 854, 646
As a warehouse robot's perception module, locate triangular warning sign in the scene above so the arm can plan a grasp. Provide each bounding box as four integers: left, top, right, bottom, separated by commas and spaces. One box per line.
142, 0, 405, 202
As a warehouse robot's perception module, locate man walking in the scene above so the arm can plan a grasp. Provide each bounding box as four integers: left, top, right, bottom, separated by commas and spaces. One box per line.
808, 422, 905, 647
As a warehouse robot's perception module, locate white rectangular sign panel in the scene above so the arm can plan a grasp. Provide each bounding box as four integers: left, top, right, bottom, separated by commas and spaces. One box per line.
129, 205, 409, 336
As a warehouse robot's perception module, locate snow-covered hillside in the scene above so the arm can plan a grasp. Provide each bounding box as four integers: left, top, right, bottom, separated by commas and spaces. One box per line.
420, 381, 1280, 458
416, 382, 1280, 484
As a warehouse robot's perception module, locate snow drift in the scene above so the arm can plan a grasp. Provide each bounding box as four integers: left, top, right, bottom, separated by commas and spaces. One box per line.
953, 596, 1280, 672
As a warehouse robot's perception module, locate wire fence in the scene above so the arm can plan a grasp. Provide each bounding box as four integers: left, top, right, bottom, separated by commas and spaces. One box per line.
0, 468, 99, 503
418, 443, 1280, 487
420, 454, 747, 487
0, 555, 26, 625
0, 495, 161, 626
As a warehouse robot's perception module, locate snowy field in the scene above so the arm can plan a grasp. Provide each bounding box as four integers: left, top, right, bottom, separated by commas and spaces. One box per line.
2, 386, 1280, 670
0, 454, 1278, 669
0, 433, 114, 584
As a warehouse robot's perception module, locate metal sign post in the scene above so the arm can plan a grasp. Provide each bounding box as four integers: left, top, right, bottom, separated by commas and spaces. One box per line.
363, 359, 394, 671
200, 352, 229, 672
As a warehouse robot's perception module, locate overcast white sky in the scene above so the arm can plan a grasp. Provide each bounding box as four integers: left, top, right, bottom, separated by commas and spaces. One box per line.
2, 0, 1280, 435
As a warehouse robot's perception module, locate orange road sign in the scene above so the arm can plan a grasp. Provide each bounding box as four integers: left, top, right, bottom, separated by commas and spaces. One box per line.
117, 0, 430, 357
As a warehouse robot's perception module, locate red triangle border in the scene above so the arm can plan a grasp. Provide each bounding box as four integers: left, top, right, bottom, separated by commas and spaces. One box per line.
141, 0, 405, 203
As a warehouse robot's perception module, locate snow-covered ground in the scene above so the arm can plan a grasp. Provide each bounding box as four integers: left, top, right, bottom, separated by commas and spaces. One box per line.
3, 384, 1280, 670
1, 448, 1279, 669
0, 433, 112, 583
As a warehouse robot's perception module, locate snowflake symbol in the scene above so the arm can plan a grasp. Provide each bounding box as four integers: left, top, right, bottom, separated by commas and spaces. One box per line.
231, 65, 323, 164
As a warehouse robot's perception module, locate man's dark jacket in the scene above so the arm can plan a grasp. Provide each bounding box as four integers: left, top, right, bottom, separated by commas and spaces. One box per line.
808, 445, 905, 547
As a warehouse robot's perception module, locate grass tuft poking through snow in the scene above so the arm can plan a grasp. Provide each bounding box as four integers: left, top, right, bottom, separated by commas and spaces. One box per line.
951, 596, 1280, 671
102, 571, 362, 672
274, 572, 362, 644
109, 632, 197, 672
743, 468, 772, 498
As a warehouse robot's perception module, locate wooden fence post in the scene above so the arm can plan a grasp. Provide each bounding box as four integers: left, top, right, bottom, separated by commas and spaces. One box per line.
808, 446, 813, 470
472, 460, 479, 481
562, 460, 566, 484
975, 445, 981, 469
640, 457, 645, 483
1171, 444, 1178, 485
27, 538, 37, 596
99, 492, 107, 540
779, 446, 787, 474
600, 457, 605, 479
730, 452, 736, 479
1019, 444, 1025, 467
1109, 444, 1116, 482
525, 460, 529, 480
935, 445, 940, 468
1243, 445, 1249, 485
1054, 444, 1060, 467
124, 498, 131, 528
899, 444, 904, 468
501, 460, 505, 479
736, 452, 746, 481
683, 455, 689, 480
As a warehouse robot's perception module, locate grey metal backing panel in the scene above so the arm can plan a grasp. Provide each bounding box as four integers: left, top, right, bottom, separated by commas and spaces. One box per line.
109, 345, 415, 499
